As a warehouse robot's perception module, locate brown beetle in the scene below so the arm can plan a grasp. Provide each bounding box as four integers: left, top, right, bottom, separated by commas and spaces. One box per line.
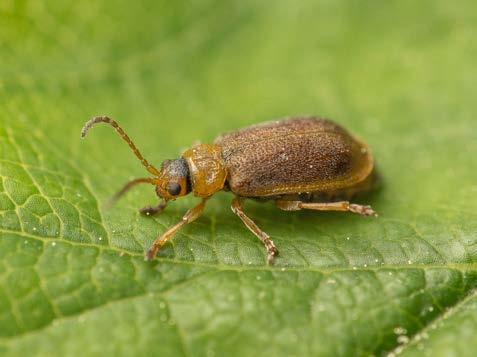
81, 116, 376, 263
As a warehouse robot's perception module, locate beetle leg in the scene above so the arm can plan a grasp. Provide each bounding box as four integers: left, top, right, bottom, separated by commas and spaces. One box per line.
275, 200, 377, 217
145, 199, 207, 261
231, 197, 278, 264
139, 200, 167, 216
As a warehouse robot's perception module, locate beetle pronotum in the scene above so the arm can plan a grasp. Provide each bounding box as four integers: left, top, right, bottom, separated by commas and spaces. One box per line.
81, 116, 376, 263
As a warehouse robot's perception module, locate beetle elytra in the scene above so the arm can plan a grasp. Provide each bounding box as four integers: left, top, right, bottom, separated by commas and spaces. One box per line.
81, 116, 376, 263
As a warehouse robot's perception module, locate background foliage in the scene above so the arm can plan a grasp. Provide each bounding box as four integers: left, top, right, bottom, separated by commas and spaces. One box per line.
1, 1, 477, 356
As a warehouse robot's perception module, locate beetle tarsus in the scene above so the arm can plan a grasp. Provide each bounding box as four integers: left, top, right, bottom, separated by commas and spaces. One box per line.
349, 204, 377, 217
140, 201, 167, 216
267, 246, 279, 265
145, 248, 157, 261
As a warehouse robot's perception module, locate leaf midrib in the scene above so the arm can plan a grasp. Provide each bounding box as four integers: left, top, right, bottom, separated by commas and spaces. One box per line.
3, 229, 477, 274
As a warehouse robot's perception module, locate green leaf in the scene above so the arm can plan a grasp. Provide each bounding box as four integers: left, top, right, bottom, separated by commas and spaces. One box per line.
1, 1, 477, 356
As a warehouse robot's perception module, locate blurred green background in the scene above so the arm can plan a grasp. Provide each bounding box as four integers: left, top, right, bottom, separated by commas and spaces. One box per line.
1, 1, 477, 356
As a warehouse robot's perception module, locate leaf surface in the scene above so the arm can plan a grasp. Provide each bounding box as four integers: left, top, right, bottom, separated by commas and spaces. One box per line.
1, 1, 477, 356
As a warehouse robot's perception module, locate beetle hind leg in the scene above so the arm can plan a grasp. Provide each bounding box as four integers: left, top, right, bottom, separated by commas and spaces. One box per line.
231, 197, 278, 264
275, 200, 377, 217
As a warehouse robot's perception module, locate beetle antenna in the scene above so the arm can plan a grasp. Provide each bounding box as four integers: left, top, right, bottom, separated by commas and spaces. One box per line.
81, 116, 161, 176
105, 177, 158, 208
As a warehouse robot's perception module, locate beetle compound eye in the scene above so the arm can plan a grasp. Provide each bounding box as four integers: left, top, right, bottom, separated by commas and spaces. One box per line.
167, 182, 181, 196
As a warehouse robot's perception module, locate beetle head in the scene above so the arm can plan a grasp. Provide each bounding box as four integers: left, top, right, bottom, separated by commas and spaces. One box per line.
154, 158, 191, 201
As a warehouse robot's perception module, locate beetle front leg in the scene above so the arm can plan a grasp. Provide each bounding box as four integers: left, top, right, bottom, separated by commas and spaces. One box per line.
145, 199, 207, 261
275, 200, 377, 216
140, 200, 167, 216
231, 197, 278, 264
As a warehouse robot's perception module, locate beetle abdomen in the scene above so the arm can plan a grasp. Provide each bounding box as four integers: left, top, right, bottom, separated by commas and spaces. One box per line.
214, 117, 374, 197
